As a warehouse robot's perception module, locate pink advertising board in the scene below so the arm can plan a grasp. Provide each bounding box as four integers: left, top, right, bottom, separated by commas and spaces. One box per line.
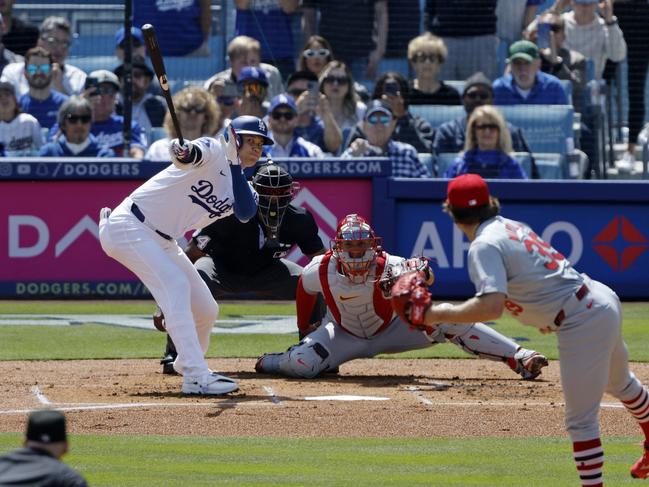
0, 179, 372, 297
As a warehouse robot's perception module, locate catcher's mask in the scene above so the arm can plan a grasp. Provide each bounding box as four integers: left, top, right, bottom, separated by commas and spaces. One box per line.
252, 163, 296, 240
332, 214, 381, 283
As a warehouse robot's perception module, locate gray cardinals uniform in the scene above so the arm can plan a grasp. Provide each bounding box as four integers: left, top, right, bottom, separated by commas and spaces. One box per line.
256, 249, 544, 379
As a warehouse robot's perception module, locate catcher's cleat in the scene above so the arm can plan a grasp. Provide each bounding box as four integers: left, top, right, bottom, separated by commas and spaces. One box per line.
510, 349, 549, 380
181, 372, 239, 395
631, 447, 649, 479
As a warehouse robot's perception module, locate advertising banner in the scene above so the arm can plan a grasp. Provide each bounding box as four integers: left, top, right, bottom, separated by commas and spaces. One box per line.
0, 179, 372, 298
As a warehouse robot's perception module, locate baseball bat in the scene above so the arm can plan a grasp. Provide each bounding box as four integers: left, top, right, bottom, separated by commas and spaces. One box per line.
141, 23, 184, 145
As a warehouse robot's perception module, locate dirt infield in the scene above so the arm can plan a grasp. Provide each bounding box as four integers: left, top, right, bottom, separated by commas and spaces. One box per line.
1, 358, 647, 439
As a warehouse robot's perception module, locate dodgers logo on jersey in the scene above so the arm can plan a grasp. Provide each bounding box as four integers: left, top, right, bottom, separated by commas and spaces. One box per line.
189, 180, 233, 218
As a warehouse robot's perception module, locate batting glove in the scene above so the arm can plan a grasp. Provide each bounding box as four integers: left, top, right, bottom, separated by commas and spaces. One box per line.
221, 124, 241, 166
169, 139, 194, 163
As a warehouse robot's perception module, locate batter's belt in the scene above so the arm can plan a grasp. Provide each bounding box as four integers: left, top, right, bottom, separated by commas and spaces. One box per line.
553, 283, 589, 327
130, 202, 173, 241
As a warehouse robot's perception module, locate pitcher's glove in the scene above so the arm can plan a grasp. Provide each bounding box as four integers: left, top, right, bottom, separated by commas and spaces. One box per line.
389, 271, 432, 330
153, 306, 166, 332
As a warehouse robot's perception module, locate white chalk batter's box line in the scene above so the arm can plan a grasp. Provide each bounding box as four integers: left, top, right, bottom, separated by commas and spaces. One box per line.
0, 386, 625, 416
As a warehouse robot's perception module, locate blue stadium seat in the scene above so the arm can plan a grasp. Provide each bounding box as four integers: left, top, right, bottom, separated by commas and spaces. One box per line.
409, 105, 465, 129
497, 104, 575, 155
435, 151, 554, 179
379, 58, 410, 79
417, 152, 435, 176
69, 56, 118, 74
69, 35, 118, 57
436, 153, 459, 177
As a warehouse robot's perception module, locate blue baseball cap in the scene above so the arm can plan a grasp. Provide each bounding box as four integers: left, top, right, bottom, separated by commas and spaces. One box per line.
115, 27, 144, 47
237, 66, 268, 86
269, 94, 297, 113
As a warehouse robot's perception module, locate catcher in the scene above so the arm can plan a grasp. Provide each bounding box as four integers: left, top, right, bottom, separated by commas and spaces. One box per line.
389, 174, 649, 484
255, 213, 548, 379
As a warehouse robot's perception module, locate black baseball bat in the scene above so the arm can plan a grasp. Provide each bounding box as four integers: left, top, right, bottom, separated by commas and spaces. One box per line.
141, 23, 184, 145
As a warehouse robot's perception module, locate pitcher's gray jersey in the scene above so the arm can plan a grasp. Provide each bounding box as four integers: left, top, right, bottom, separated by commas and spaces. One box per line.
469, 216, 584, 329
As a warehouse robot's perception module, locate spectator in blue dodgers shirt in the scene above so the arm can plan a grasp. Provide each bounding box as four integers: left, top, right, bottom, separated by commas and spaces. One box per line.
444, 105, 528, 179
146, 86, 219, 162
19, 46, 67, 130
235, 0, 299, 80
0, 16, 86, 97
133, 0, 211, 57
1, 12, 23, 76
493, 40, 568, 105
266, 94, 323, 158
39, 96, 113, 157
342, 100, 430, 178
286, 70, 342, 155
0, 81, 43, 156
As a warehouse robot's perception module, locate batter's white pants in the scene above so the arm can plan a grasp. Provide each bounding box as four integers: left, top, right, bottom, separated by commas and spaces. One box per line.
99, 199, 218, 378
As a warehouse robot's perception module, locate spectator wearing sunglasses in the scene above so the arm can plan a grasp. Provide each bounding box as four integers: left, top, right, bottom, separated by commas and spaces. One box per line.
18, 46, 68, 130
1, 17, 85, 97
48, 70, 145, 158
39, 96, 113, 157
433, 71, 539, 177
407, 33, 461, 106
234, 0, 298, 80
345, 72, 434, 154
285, 70, 342, 154
0, 80, 43, 156
114, 55, 167, 139
445, 105, 528, 179
145, 86, 219, 162
0, 12, 23, 76
319, 61, 366, 143
267, 94, 323, 158
342, 100, 430, 178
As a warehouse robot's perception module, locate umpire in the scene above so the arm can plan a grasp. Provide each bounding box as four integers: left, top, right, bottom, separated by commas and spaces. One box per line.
0, 409, 87, 486
158, 163, 326, 373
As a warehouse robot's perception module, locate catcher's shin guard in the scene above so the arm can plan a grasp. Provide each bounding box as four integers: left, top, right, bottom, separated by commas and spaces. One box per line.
255, 340, 330, 378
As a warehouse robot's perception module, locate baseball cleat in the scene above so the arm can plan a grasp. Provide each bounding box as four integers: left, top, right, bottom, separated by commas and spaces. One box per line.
631, 448, 649, 479
181, 372, 239, 395
511, 349, 549, 380
160, 354, 177, 375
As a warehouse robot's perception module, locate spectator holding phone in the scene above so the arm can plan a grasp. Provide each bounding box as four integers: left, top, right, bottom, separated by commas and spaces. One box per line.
319, 61, 366, 141
286, 70, 342, 154
39, 96, 113, 157
236, 66, 267, 119
145, 86, 218, 162
444, 104, 528, 179
407, 33, 461, 106
345, 72, 434, 154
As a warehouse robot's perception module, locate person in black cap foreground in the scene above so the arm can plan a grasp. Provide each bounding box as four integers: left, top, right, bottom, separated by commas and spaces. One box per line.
0, 409, 87, 486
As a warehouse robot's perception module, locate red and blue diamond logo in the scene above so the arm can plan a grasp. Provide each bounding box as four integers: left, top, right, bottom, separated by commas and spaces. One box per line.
592, 216, 648, 272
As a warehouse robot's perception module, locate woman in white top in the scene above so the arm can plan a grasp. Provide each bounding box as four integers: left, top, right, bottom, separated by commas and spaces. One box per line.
145, 86, 220, 161
319, 61, 366, 136
0, 81, 43, 156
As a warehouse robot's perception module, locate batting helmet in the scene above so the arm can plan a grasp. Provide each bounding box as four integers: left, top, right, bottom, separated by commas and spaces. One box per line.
229, 115, 274, 146
252, 163, 296, 239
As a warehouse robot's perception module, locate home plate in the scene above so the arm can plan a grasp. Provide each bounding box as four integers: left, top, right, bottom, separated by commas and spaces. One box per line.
303, 395, 390, 401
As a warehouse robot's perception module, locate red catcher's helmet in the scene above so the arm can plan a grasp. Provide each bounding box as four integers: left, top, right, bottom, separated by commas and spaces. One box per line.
332, 214, 381, 283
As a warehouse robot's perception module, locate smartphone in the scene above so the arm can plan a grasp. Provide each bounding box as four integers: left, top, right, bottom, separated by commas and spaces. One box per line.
537, 22, 551, 50
222, 81, 239, 98
307, 80, 319, 100
384, 80, 400, 96
84, 76, 100, 96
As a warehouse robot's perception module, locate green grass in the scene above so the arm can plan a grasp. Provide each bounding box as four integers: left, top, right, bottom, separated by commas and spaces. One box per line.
0, 434, 643, 486
1, 302, 648, 362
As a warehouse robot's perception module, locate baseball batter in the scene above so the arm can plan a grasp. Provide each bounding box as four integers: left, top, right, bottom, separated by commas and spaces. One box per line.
98, 115, 272, 396
392, 174, 649, 484
255, 214, 548, 380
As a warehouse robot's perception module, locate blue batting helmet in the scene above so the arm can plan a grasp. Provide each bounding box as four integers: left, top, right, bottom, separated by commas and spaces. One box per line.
229, 115, 274, 146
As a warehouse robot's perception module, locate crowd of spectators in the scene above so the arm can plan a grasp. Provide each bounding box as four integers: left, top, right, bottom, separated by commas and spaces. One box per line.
0, 0, 644, 178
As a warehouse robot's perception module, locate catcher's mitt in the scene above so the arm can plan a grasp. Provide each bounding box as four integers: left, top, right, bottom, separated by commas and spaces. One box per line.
389, 270, 432, 329
153, 306, 166, 332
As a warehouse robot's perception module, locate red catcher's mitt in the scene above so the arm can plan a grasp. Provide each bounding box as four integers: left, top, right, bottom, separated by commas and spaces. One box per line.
389, 270, 432, 329
153, 306, 166, 332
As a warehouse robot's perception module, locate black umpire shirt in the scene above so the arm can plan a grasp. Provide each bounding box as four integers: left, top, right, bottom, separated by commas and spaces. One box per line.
0, 447, 88, 486
193, 204, 324, 276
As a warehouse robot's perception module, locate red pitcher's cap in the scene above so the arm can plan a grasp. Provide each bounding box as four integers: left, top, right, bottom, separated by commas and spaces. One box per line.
446, 174, 490, 208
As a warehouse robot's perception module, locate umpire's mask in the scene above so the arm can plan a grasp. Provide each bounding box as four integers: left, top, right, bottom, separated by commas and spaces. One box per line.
252, 163, 296, 241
